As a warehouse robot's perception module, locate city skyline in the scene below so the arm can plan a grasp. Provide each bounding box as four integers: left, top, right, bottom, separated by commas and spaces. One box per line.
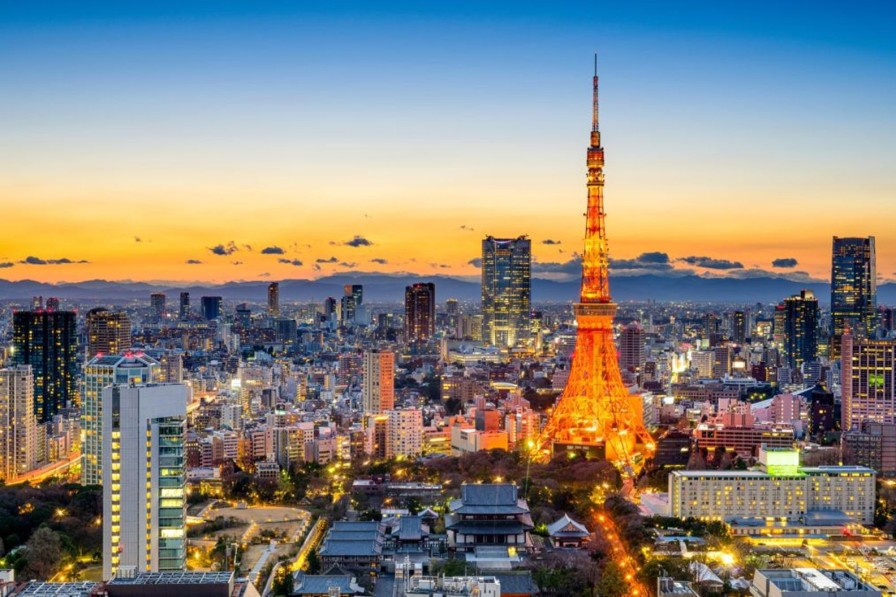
3, 1, 896, 284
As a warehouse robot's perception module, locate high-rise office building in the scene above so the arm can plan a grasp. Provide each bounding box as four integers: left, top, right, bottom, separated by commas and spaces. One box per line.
45, 297, 60, 311
267, 282, 280, 316
781, 290, 819, 370
841, 331, 896, 431
0, 366, 37, 481
732, 310, 747, 344
179, 292, 190, 319
618, 322, 645, 373
200, 296, 222, 320
103, 383, 189, 580
81, 354, 159, 486
341, 284, 363, 325
13, 310, 78, 423
831, 236, 877, 355
86, 308, 132, 358
405, 283, 436, 342
362, 350, 394, 415
481, 236, 531, 348
150, 293, 166, 317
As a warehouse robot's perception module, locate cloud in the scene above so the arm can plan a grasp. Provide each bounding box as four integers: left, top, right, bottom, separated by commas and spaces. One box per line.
313, 264, 321, 271
468, 258, 482, 268
20, 256, 89, 265
532, 256, 583, 275
316, 257, 339, 264
609, 252, 672, 270
185, 259, 203, 265
542, 239, 561, 245
208, 241, 238, 256
261, 246, 285, 255
678, 255, 744, 270
339, 261, 357, 268
460, 225, 475, 232
231, 261, 243, 265
370, 258, 388, 265
278, 258, 304, 266
0, 262, 14, 268
344, 235, 373, 247
259, 272, 271, 277
772, 257, 799, 268
134, 236, 142, 243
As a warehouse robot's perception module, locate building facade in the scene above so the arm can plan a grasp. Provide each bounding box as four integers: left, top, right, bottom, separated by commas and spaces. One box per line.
86, 308, 132, 358
13, 310, 78, 423
82, 354, 159, 485
481, 236, 531, 348
267, 282, 280, 316
362, 350, 394, 415
781, 290, 818, 370
831, 236, 877, 355
669, 449, 876, 525
0, 365, 37, 481
103, 383, 189, 579
841, 334, 896, 431
405, 283, 436, 342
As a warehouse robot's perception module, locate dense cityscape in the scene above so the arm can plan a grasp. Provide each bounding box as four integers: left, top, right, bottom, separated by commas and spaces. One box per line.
3, 3, 896, 597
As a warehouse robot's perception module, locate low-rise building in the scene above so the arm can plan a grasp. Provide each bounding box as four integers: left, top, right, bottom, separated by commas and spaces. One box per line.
750, 568, 879, 596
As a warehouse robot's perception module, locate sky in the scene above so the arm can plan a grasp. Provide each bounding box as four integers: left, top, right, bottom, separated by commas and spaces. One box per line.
1, 1, 895, 284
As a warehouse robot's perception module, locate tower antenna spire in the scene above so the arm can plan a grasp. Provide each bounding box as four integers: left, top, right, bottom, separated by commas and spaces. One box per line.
592, 53, 599, 132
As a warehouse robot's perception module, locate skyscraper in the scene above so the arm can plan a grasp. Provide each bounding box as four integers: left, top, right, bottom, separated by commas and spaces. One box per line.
732, 310, 747, 344
618, 322, 645, 373
781, 290, 819, 370
341, 284, 363, 326
179, 292, 190, 319
481, 236, 531, 348
267, 282, 280, 316
13, 310, 78, 422
200, 296, 222, 320
840, 331, 896, 431
538, 59, 654, 471
103, 383, 189, 579
405, 283, 436, 342
81, 353, 159, 485
150, 293, 166, 317
831, 236, 877, 354
362, 350, 394, 415
0, 365, 37, 481
86, 308, 132, 357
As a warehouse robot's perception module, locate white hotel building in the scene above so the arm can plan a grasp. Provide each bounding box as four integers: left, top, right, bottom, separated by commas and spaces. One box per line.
669, 447, 875, 528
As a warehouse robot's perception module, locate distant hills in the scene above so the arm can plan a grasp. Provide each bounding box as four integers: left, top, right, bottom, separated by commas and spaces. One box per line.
2, 273, 895, 305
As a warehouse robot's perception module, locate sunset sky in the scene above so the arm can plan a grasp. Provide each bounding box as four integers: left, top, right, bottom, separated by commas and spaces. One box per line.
2, 1, 895, 284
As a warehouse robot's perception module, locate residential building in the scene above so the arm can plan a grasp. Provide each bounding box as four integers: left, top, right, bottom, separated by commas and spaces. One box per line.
103, 383, 189, 579
780, 290, 818, 370
0, 366, 37, 481
86, 308, 132, 358
362, 350, 394, 414
405, 283, 436, 342
841, 333, 896, 431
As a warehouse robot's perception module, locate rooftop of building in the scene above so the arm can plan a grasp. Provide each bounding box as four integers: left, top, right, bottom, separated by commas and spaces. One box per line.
753, 568, 876, 593
108, 572, 234, 585
15, 582, 100, 596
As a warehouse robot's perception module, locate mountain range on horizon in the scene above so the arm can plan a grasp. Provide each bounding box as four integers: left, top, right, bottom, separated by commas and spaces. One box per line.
2, 272, 895, 306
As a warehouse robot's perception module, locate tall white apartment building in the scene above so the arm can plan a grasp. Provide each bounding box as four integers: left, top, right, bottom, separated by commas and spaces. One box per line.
103, 383, 189, 580
0, 365, 37, 481
386, 408, 423, 458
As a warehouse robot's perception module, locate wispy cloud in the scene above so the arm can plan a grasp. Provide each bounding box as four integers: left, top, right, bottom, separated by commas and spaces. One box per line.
344, 235, 373, 247
678, 255, 744, 270
278, 258, 304, 266
208, 241, 238, 256
20, 256, 89, 265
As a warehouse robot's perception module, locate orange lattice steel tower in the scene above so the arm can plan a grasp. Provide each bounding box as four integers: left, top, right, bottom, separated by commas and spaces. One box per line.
538, 57, 655, 472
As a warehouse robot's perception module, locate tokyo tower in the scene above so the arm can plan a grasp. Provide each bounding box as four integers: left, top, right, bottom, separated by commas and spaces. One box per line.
537, 58, 655, 473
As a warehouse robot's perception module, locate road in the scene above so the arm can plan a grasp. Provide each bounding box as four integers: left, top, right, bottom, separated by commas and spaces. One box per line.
262, 518, 327, 597
594, 509, 648, 597
10, 451, 81, 485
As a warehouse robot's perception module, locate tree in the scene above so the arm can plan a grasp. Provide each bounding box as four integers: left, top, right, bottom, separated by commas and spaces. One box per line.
595, 561, 627, 597
271, 565, 294, 596
22, 526, 63, 580
305, 548, 321, 574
